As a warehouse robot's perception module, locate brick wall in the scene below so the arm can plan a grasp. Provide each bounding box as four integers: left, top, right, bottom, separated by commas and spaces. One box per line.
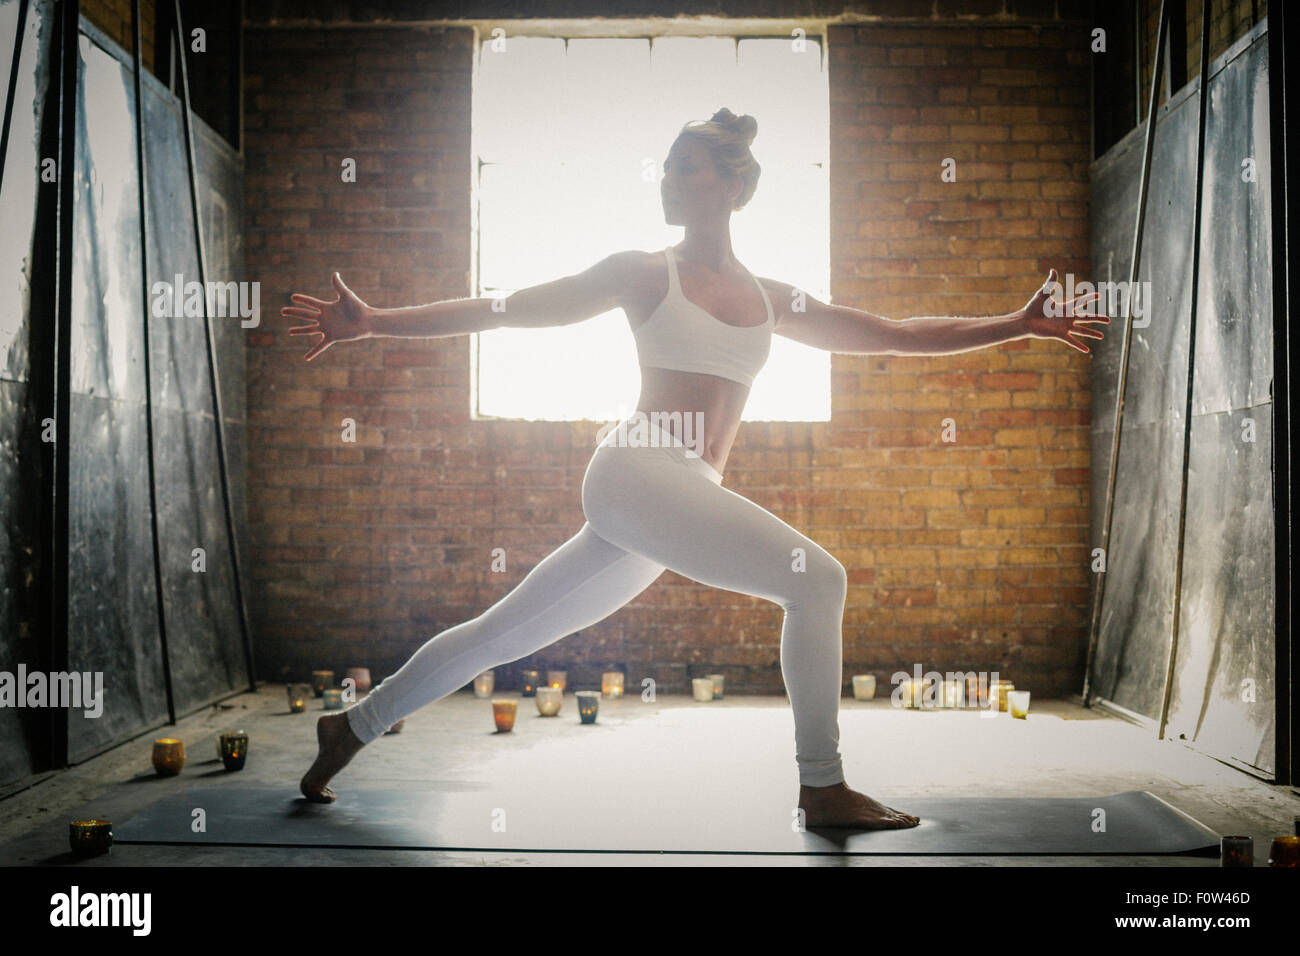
823, 20, 1094, 697
240, 15, 1104, 699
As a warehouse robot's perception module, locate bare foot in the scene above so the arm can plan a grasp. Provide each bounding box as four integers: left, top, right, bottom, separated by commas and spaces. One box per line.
799, 781, 920, 829
300, 712, 366, 803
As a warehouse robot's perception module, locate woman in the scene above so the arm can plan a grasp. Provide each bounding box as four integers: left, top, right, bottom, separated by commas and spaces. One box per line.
283, 108, 1107, 828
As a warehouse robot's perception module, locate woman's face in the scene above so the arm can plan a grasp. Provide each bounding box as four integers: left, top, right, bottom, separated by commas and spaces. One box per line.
660, 136, 739, 225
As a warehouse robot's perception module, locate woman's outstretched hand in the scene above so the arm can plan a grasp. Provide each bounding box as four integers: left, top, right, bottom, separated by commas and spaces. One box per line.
283, 273, 374, 362
1019, 268, 1110, 354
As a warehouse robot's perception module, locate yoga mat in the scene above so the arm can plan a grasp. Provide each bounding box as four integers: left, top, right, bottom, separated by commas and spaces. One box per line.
113, 787, 1219, 855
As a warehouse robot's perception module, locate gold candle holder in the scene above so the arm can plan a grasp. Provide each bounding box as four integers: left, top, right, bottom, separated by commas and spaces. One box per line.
1268, 835, 1300, 867
69, 819, 113, 857
287, 683, 309, 713
546, 670, 567, 692
709, 674, 725, 700
520, 670, 539, 697
310, 670, 334, 697
601, 671, 625, 699
535, 686, 562, 716
990, 680, 1015, 712
152, 738, 185, 776
218, 731, 248, 771
323, 688, 343, 710
493, 699, 518, 732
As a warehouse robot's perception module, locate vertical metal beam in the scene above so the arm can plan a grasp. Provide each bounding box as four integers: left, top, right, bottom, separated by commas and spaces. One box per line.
131, 0, 175, 725
48, 0, 79, 769
0, 0, 31, 196
1082, 0, 1171, 706
1158, 0, 1213, 742
170, 0, 257, 691
1267, 1, 1296, 784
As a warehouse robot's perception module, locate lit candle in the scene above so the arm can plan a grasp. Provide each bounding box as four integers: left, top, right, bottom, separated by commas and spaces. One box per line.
345, 667, 371, 694
322, 688, 343, 710
520, 669, 540, 697
692, 677, 714, 702
851, 674, 876, 700
896, 679, 920, 709
601, 671, 625, 699
493, 699, 518, 732
1268, 836, 1300, 867
709, 674, 725, 700
69, 820, 113, 857
152, 738, 185, 776
310, 670, 334, 697
576, 691, 600, 724
1008, 690, 1031, 719
1220, 835, 1253, 867
535, 686, 562, 716
287, 683, 309, 713
473, 670, 495, 698
940, 679, 964, 709
219, 731, 248, 771
546, 670, 567, 692
993, 681, 1015, 712
384, 718, 406, 735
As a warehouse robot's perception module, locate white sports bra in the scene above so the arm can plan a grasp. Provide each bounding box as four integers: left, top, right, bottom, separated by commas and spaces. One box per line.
632, 246, 774, 388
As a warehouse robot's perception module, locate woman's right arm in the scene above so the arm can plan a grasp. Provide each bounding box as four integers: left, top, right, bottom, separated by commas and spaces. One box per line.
284, 252, 638, 361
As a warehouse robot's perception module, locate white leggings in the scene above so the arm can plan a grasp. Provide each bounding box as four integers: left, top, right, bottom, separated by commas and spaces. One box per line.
346, 417, 848, 787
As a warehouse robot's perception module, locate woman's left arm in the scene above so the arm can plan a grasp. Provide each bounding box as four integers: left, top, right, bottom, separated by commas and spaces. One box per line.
771, 269, 1110, 356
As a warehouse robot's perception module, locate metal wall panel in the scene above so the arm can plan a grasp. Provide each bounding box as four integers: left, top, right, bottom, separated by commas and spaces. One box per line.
0, 0, 55, 786
1089, 24, 1276, 775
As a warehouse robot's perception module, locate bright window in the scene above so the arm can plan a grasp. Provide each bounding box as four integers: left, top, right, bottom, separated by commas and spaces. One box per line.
471, 34, 831, 423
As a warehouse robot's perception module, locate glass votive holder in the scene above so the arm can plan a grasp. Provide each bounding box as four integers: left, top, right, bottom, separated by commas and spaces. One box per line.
851, 674, 877, 700
601, 671, 625, 699
991, 680, 1015, 712
323, 688, 343, 710
535, 686, 562, 716
384, 718, 406, 735
473, 670, 495, 698
576, 691, 600, 724
152, 738, 185, 776
692, 677, 715, 702
546, 670, 567, 692
345, 667, 371, 694
218, 731, 248, 771
69, 819, 113, 857
709, 674, 725, 699
520, 669, 540, 697
1268, 835, 1300, 866
967, 674, 988, 708
493, 699, 518, 732
310, 670, 334, 697
940, 679, 964, 708
1220, 835, 1254, 867
1008, 690, 1031, 719
287, 683, 309, 713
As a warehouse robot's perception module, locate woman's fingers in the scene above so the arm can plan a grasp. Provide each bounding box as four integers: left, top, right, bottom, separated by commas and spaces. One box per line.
291, 293, 333, 308
287, 324, 323, 336
282, 306, 323, 320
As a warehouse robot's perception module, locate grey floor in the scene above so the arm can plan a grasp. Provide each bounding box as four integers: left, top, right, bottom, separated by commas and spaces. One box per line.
2, 684, 1297, 866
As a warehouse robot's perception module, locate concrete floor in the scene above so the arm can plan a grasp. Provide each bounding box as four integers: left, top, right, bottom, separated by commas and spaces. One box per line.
2, 684, 1298, 866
